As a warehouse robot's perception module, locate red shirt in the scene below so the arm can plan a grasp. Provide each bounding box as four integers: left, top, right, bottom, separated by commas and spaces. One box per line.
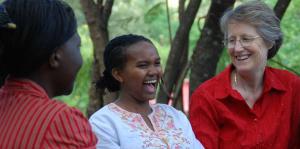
0, 78, 97, 148
190, 66, 300, 149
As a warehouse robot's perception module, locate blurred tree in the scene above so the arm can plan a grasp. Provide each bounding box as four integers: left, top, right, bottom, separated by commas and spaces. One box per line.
157, 0, 235, 105
157, 0, 202, 104
189, 0, 235, 93
274, 0, 291, 20
80, 0, 115, 117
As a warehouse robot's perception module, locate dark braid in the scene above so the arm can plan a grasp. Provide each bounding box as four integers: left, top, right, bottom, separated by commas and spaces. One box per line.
96, 34, 152, 92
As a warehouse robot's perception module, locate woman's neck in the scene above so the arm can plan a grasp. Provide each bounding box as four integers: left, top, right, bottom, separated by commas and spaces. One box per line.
115, 95, 152, 116
232, 68, 265, 108
234, 68, 264, 93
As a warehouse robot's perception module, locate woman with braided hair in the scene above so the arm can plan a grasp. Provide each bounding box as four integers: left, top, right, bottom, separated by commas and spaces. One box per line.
89, 34, 204, 148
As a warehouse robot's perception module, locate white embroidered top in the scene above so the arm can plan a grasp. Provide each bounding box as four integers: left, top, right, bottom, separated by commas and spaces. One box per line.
89, 103, 204, 149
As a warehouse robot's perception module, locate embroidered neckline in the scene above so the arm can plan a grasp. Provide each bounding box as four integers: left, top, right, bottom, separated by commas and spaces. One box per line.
110, 103, 155, 116
107, 103, 191, 148
109, 103, 156, 132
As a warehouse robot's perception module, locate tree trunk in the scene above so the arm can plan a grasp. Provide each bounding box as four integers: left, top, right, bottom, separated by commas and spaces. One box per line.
274, 0, 291, 20
80, 0, 115, 117
172, 0, 188, 110
157, 0, 202, 104
190, 0, 235, 93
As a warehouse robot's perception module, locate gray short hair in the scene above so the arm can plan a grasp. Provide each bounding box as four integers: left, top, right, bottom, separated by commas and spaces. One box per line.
220, 0, 283, 59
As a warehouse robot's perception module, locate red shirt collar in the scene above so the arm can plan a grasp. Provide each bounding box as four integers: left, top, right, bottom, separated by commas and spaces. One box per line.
214, 65, 287, 100
1, 76, 49, 99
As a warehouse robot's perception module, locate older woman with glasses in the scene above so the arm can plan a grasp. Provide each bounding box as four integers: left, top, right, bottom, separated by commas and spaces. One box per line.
189, 1, 300, 149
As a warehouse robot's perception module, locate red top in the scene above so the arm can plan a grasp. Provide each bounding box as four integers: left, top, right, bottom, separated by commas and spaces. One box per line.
190, 66, 300, 149
0, 78, 97, 148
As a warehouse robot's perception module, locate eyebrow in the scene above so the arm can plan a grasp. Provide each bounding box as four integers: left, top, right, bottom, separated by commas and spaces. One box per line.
135, 57, 161, 63
229, 34, 258, 37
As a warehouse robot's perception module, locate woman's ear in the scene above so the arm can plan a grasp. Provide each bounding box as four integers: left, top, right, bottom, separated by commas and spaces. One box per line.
49, 50, 61, 68
266, 41, 273, 50
112, 68, 123, 83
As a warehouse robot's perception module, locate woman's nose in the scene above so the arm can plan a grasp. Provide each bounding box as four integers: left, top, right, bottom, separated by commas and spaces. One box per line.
148, 65, 161, 76
233, 40, 244, 52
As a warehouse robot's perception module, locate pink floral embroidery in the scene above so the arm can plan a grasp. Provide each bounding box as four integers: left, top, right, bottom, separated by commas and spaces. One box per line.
167, 121, 175, 129
108, 104, 191, 148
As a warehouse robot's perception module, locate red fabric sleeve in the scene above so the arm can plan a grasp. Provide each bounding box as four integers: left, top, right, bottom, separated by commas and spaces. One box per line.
289, 76, 300, 149
189, 89, 220, 149
42, 107, 97, 149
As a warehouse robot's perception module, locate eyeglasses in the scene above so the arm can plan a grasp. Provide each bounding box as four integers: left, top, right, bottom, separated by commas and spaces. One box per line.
224, 36, 261, 48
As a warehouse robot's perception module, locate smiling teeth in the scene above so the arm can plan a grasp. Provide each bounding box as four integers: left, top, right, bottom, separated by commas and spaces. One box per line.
144, 80, 157, 84
236, 55, 249, 60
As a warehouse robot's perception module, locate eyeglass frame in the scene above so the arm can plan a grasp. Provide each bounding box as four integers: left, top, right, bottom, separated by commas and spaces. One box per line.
223, 36, 261, 48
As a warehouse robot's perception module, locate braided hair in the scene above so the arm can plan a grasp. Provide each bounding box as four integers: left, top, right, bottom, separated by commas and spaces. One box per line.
96, 34, 153, 92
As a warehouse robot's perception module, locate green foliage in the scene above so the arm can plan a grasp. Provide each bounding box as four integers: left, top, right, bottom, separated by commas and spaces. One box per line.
108, 0, 157, 37
144, 2, 165, 24
64, 0, 86, 25
271, 0, 300, 73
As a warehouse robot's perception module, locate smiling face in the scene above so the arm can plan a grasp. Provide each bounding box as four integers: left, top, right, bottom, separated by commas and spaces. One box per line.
113, 41, 163, 103
226, 21, 270, 74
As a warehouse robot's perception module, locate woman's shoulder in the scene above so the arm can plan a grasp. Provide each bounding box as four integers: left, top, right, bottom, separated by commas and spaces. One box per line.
89, 103, 115, 121
266, 67, 300, 87
193, 66, 231, 95
267, 67, 298, 78
37, 98, 75, 117
153, 103, 177, 112
33, 99, 92, 135
46, 99, 88, 122
152, 103, 187, 119
42, 100, 97, 148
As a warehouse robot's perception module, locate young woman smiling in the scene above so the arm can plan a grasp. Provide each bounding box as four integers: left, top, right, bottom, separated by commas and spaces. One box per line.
89, 34, 204, 149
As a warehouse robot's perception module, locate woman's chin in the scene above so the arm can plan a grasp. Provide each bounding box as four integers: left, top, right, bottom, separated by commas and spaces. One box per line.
235, 65, 254, 74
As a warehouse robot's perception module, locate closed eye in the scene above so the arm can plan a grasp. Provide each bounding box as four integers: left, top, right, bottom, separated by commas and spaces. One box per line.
241, 37, 253, 43
228, 38, 235, 44
137, 63, 148, 68
155, 60, 161, 66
